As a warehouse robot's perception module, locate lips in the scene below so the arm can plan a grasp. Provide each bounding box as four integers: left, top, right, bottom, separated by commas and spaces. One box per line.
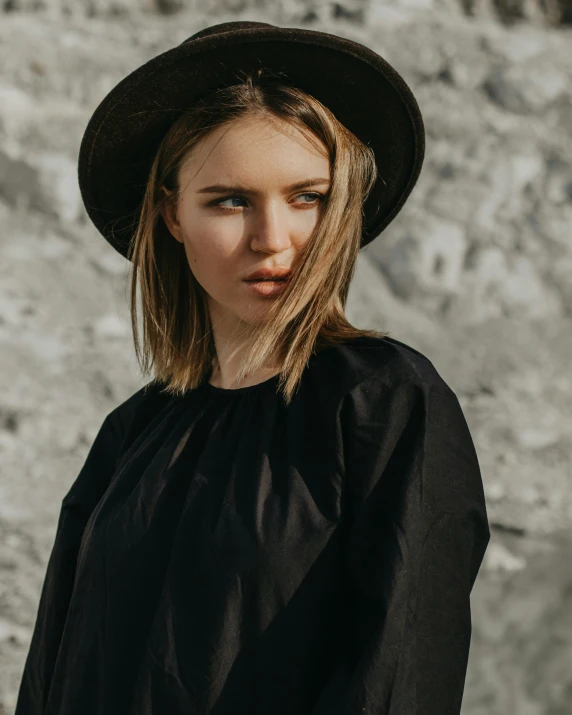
246, 277, 288, 282
245, 278, 290, 297
244, 268, 292, 281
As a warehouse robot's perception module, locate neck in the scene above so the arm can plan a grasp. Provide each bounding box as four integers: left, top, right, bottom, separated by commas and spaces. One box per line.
208, 360, 281, 390
207, 303, 282, 389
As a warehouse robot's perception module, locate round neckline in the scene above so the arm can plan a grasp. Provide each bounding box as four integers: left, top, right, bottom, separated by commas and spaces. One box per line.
202, 371, 281, 395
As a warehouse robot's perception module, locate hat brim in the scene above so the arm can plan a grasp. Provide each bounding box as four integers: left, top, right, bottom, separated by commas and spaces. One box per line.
78, 25, 425, 260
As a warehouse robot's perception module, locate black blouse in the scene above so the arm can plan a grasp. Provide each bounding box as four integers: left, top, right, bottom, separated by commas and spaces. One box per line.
15, 335, 490, 715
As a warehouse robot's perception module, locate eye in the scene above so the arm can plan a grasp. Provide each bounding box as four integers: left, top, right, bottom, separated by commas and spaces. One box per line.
297, 192, 324, 205
212, 196, 245, 210
209, 192, 325, 211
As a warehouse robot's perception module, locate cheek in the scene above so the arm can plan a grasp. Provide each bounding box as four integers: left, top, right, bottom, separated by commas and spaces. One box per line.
179, 207, 238, 256
180, 227, 238, 289
293, 208, 322, 242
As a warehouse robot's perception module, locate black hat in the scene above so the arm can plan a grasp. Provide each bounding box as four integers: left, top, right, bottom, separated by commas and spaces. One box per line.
78, 20, 425, 260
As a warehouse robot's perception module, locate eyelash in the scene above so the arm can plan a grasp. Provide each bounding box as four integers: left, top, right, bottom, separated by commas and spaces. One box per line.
210, 192, 325, 211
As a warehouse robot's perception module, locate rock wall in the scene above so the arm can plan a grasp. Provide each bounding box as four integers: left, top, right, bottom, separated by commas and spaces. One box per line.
1, 0, 572, 25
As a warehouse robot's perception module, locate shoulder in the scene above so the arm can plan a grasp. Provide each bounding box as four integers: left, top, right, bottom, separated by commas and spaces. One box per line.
102, 379, 178, 452
60, 381, 175, 508
314, 334, 448, 395
313, 335, 465, 437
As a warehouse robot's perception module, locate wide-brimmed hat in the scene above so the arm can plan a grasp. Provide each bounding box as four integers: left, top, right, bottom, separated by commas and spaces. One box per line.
78, 20, 425, 260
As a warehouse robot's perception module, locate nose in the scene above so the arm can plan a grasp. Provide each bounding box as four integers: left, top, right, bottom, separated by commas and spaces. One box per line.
249, 200, 293, 253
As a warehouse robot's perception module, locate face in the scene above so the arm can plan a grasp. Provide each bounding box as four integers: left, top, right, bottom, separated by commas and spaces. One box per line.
161, 114, 330, 332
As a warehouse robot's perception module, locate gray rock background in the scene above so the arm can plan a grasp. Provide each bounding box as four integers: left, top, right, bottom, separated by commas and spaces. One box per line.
0, 1, 571, 713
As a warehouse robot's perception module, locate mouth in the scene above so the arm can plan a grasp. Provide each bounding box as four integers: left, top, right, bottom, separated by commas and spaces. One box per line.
244, 277, 290, 297
245, 277, 289, 283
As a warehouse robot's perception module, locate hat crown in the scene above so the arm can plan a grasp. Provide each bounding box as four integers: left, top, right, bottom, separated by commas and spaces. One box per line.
182, 21, 276, 45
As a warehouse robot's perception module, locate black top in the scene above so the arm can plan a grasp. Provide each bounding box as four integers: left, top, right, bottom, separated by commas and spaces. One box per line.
15, 335, 490, 715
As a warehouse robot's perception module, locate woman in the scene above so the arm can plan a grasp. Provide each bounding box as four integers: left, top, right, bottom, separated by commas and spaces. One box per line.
15, 20, 490, 715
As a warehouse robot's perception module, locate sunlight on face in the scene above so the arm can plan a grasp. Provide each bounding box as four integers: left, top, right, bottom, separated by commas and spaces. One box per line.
161, 113, 330, 330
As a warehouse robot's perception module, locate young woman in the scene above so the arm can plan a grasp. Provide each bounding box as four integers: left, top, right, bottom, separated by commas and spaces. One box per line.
15, 20, 490, 715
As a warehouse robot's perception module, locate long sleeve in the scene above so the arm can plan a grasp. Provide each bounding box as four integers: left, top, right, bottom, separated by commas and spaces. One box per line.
15, 409, 127, 715
311, 372, 491, 715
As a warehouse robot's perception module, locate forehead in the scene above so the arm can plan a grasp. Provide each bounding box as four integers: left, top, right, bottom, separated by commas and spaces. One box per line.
180, 115, 329, 184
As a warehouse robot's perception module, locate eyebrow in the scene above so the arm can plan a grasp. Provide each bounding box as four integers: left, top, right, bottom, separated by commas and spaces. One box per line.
196, 178, 331, 195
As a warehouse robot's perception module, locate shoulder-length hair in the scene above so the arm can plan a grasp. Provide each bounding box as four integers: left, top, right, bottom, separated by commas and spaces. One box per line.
127, 68, 388, 406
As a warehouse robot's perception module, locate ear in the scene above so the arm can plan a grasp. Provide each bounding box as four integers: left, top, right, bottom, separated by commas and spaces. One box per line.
159, 187, 183, 244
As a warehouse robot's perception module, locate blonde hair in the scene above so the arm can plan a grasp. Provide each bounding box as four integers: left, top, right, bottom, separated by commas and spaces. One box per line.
127, 69, 388, 406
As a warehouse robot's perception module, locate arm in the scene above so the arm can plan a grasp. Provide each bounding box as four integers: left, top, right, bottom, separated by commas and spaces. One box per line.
14, 410, 126, 715
311, 374, 490, 715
